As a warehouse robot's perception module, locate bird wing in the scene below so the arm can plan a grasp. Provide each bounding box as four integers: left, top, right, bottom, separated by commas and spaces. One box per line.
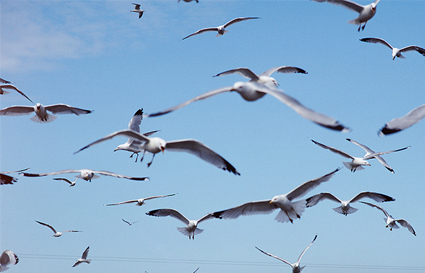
0, 78, 12, 84
81, 246, 90, 259
20, 169, 81, 177
53, 178, 74, 185
0, 250, 18, 266
313, 0, 364, 14
129, 108, 143, 132
223, 17, 259, 28
399, 45, 425, 56
45, 104, 92, 115
72, 261, 82, 267
36, 220, 57, 233
0, 84, 33, 103
182, 27, 219, 40
346, 138, 375, 156
310, 139, 354, 159
287, 168, 341, 201
396, 219, 416, 236
211, 200, 278, 219
213, 68, 260, 81
92, 170, 149, 181
0, 105, 35, 116
379, 104, 425, 136
105, 200, 138, 206
122, 219, 132, 225
0, 168, 30, 174
259, 66, 308, 77
360, 38, 394, 50
360, 201, 390, 218
146, 208, 191, 225
350, 192, 395, 203
0, 173, 17, 185
132, 3, 140, 9
296, 234, 317, 264
255, 246, 292, 266
306, 192, 341, 207
165, 139, 240, 175
197, 213, 217, 224
144, 193, 177, 201
145, 86, 233, 117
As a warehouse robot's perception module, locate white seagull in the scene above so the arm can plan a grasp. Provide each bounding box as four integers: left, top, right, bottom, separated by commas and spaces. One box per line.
122, 219, 139, 226
312, 0, 380, 31
0, 103, 92, 123
146, 208, 216, 239
361, 201, 416, 236
0, 168, 29, 185
255, 234, 317, 273
145, 81, 350, 132
20, 169, 149, 182
131, 3, 144, 18
0, 84, 33, 103
310, 138, 409, 173
213, 66, 308, 87
72, 246, 91, 267
306, 191, 395, 215
53, 177, 77, 187
105, 193, 177, 206
379, 104, 425, 136
0, 250, 19, 272
212, 168, 340, 223
35, 220, 81, 237
360, 37, 425, 60
182, 17, 259, 40
74, 129, 240, 175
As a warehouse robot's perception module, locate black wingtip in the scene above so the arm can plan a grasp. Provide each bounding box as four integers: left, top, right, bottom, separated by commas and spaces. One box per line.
134, 108, 143, 116
146, 209, 159, 216
378, 126, 401, 136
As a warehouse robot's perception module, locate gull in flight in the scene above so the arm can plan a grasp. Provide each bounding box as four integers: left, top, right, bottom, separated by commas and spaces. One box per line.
53, 177, 76, 187
178, 0, 199, 3
0, 168, 29, 185
310, 138, 410, 173
20, 169, 149, 182
0, 103, 92, 123
212, 169, 340, 223
360, 37, 425, 60
105, 193, 177, 206
361, 201, 416, 236
131, 3, 144, 18
0, 84, 33, 103
0, 250, 19, 272
378, 104, 425, 136
306, 191, 395, 215
72, 246, 91, 267
35, 220, 81, 237
255, 234, 317, 273
145, 81, 350, 132
312, 0, 380, 31
213, 66, 308, 87
182, 17, 259, 40
74, 129, 240, 175
146, 208, 216, 239
122, 219, 139, 226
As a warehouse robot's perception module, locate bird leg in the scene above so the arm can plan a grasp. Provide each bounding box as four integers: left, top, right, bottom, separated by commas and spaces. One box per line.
140, 151, 146, 163
362, 23, 366, 31
147, 154, 156, 167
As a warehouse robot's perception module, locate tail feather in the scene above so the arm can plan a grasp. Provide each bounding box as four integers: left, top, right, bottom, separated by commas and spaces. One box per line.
333, 206, 358, 215
348, 18, 360, 25
30, 113, 57, 123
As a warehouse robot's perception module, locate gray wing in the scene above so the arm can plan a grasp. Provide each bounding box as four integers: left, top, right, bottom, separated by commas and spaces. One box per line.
312, 0, 364, 14
214, 68, 260, 81
197, 213, 216, 224
297, 234, 317, 264
396, 220, 416, 236
0, 105, 35, 116
360, 201, 390, 218
132, 3, 141, 9
165, 139, 240, 175
346, 138, 375, 155
92, 170, 149, 181
360, 38, 394, 50
287, 168, 341, 201
182, 27, 219, 40
260, 66, 308, 77
379, 104, 425, 136
350, 192, 395, 203
0, 78, 12, 84
310, 139, 354, 159
145, 86, 232, 117
53, 178, 75, 185
81, 246, 90, 259
1, 168, 30, 174
306, 192, 342, 207
223, 17, 259, 28
45, 104, 92, 115
399, 45, 425, 56
255, 246, 292, 266
144, 193, 177, 201
129, 108, 143, 132
211, 200, 278, 219
20, 169, 82, 177
146, 208, 190, 225
35, 220, 57, 233
0, 84, 33, 103
105, 200, 137, 206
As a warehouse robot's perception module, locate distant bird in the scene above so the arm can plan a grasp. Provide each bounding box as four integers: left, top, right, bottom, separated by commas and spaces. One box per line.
53, 177, 76, 187
131, 3, 144, 18
193, 268, 200, 273
20, 169, 149, 182
379, 104, 425, 136
0, 78, 12, 84
72, 246, 91, 267
0, 84, 33, 103
255, 234, 317, 273
182, 17, 259, 40
145, 81, 350, 132
310, 138, 409, 173
361, 201, 416, 236
178, 0, 198, 2
0, 168, 29, 185
105, 193, 177, 206
212, 169, 340, 223
122, 219, 139, 226
360, 37, 425, 60
0, 103, 92, 123
311, 0, 380, 31
0, 250, 19, 272
74, 129, 240, 175
35, 220, 81, 237
306, 191, 395, 215
146, 208, 216, 239
213, 66, 308, 87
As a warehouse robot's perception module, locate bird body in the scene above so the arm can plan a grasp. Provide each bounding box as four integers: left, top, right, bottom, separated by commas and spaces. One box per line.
73, 246, 91, 267
360, 37, 425, 60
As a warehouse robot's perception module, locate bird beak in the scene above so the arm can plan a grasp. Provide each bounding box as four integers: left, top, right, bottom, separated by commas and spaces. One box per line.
269, 200, 274, 204
161, 147, 165, 153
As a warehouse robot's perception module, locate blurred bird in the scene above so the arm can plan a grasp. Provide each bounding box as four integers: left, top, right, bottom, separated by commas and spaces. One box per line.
122, 219, 139, 226
53, 178, 77, 187
0, 168, 29, 185
131, 3, 144, 18
378, 104, 425, 136
72, 246, 91, 267
0, 250, 19, 272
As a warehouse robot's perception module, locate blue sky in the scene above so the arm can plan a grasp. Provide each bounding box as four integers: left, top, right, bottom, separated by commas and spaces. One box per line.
1, 0, 424, 272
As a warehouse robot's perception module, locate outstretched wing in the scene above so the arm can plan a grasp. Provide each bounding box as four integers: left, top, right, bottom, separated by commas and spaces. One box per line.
0, 84, 33, 103
0, 105, 35, 116
310, 139, 354, 159
146, 208, 191, 225
20, 169, 82, 177
214, 68, 259, 81
360, 38, 394, 50
223, 17, 259, 28
45, 104, 92, 115
350, 192, 395, 203
255, 246, 292, 266
92, 170, 149, 181
182, 27, 219, 40
379, 104, 425, 136
260, 66, 308, 77
35, 220, 57, 234
360, 201, 390, 218
296, 234, 317, 264
312, 0, 364, 14
81, 246, 90, 259
212, 200, 277, 220
306, 192, 341, 207
399, 45, 425, 56
396, 220, 416, 236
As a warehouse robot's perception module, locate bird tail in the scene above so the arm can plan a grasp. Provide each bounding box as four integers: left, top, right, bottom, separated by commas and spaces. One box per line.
333, 206, 358, 215
216, 30, 228, 37
86, 259, 91, 264
347, 18, 361, 25
30, 113, 57, 123
0, 90, 11, 94
177, 227, 204, 236
342, 162, 364, 172
274, 200, 306, 223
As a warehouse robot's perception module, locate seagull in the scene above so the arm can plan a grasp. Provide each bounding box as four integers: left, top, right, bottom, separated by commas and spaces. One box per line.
212, 168, 340, 224
0, 78, 12, 84
0, 84, 33, 103
213, 66, 308, 87
178, 0, 199, 3
0, 168, 29, 185
0, 250, 19, 272
310, 138, 409, 173
311, 0, 380, 31
20, 169, 149, 182
361, 201, 416, 236
306, 191, 395, 215
105, 193, 177, 206
74, 129, 240, 175
145, 81, 350, 132
146, 208, 216, 239
255, 234, 317, 273
122, 219, 139, 226
0, 103, 92, 123
53, 177, 77, 187
72, 246, 91, 267
182, 17, 259, 40
378, 104, 425, 136
35, 220, 81, 237
360, 37, 425, 60
131, 3, 144, 18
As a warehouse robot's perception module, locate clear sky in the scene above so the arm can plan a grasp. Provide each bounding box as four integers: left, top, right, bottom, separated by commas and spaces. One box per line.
1, 0, 424, 272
